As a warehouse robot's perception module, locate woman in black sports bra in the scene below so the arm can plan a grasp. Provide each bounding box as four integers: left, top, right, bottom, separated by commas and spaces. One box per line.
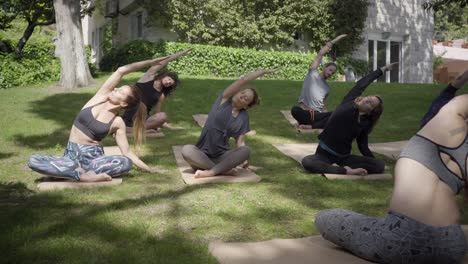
315, 70, 468, 263
122, 48, 192, 134
28, 56, 173, 182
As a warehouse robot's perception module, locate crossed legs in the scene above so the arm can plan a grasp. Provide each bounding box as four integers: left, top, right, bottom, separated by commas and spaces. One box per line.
181, 145, 251, 178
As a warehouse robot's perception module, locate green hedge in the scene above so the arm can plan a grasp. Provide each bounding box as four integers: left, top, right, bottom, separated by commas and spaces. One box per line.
0, 39, 60, 89
100, 40, 368, 80
0, 39, 368, 89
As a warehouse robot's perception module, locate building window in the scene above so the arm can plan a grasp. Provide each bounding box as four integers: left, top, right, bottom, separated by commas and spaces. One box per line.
92, 31, 96, 48
293, 32, 301, 40
131, 12, 143, 40
377, 41, 387, 82
390, 41, 401, 83
368, 36, 402, 83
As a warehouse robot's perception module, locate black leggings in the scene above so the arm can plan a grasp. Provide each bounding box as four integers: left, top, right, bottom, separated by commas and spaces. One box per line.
290, 106, 332, 129
301, 145, 385, 174
315, 209, 467, 263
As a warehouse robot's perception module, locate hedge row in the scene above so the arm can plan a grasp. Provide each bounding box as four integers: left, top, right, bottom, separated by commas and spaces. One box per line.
0, 39, 368, 89
0, 39, 61, 89
100, 40, 368, 80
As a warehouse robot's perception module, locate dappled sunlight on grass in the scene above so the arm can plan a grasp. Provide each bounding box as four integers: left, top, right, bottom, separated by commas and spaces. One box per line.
0, 76, 466, 262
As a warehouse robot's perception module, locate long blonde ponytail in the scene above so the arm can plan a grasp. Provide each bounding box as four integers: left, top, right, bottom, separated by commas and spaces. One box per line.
126, 85, 147, 150
132, 103, 147, 149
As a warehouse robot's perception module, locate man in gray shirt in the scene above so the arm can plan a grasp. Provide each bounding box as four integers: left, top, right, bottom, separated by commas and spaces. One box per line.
291, 34, 347, 129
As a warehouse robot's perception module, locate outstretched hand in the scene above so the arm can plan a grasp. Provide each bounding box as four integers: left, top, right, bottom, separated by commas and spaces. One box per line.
150, 55, 171, 66
331, 34, 348, 44
148, 167, 168, 174
264, 67, 283, 74
180, 47, 193, 55
326, 34, 348, 48
170, 48, 193, 60
381, 62, 399, 72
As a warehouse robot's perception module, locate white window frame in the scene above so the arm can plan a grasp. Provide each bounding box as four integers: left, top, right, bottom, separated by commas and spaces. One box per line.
130, 11, 144, 40
367, 33, 404, 83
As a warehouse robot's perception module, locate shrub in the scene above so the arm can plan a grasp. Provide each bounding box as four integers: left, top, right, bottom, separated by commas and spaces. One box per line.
99, 40, 362, 81
100, 40, 366, 80
99, 40, 160, 72
0, 38, 60, 89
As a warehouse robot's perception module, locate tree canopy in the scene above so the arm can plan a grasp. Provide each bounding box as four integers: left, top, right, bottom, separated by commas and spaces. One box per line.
0, 0, 55, 54
432, 1, 468, 41
423, 0, 467, 10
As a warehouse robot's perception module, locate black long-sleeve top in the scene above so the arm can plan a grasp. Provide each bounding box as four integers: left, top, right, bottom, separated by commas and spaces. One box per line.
318, 68, 383, 157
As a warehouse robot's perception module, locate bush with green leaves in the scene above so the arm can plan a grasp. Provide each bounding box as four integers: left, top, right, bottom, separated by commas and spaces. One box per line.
100, 40, 364, 81
0, 38, 60, 89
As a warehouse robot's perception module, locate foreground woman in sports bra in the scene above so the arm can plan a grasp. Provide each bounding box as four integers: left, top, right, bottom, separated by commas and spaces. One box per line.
28, 57, 169, 182
315, 70, 468, 263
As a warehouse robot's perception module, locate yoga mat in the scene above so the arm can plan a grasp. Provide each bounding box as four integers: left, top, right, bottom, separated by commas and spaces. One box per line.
368, 141, 408, 160
172, 146, 261, 185
324, 173, 392, 180
193, 114, 208, 127
273, 143, 392, 180
103, 146, 123, 156
37, 178, 122, 191
210, 226, 468, 264
272, 143, 318, 163
210, 235, 373, 264
127, 130, 165, 138
192, 114, 256, 136
280, 110, 323, 134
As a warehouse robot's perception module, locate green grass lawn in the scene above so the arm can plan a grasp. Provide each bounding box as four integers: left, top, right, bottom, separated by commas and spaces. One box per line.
0, 74, 466, 263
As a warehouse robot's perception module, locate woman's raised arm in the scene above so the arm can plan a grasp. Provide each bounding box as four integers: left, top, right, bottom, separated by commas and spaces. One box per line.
222, 67, 282, 100
138, 48, 192, 83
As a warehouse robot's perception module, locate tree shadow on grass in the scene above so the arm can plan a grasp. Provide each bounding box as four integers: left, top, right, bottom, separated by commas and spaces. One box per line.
14, 129, 70, 150
0, 152, 16, 160
0, 181, 35, 206
13, 93, 92, 150
0, 182, 219, 263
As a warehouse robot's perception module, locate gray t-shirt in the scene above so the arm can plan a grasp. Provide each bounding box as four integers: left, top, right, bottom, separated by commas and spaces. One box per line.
196, 93, 251, 158
297, 69, 330, 112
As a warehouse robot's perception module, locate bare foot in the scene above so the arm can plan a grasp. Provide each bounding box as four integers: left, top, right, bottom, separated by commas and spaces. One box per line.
146, 129, 161, 134
246, 130, 257, 136
194, 169, 215, 178
223, 168, 239, 176
162, 123, 184, 130
80, 171, 112, 182
75, 167, 86, 175
344, 166, 368, 176
298, 124, 313, 129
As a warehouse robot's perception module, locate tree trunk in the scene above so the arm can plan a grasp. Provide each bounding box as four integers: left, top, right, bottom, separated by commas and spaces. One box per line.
0, 40, 11, 53
53, 0, 93, 90
15, 22, 37, 55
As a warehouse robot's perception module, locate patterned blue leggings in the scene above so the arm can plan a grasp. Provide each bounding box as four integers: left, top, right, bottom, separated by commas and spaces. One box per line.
315, 209, 467, 264
28, 142, 132, 181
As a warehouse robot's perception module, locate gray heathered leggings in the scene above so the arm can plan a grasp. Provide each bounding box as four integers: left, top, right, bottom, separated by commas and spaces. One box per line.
181, 145, 251, 174
28, 141, 132, 181
315, 209, 467, 264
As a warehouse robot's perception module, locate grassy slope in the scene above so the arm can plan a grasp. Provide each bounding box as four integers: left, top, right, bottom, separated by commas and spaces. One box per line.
0, 74, 466, 263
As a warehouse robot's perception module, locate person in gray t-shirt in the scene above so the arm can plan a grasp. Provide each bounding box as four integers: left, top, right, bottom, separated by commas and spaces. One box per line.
291, 34, 347, 129
181, 67, 282, 178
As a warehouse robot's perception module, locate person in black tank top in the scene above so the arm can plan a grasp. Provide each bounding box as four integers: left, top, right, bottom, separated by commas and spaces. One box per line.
181, 67, 283, 179
301, 63, 398, 176
28, 54, 185, 182
122, 48, 192, 134
314, 70, 468, 264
